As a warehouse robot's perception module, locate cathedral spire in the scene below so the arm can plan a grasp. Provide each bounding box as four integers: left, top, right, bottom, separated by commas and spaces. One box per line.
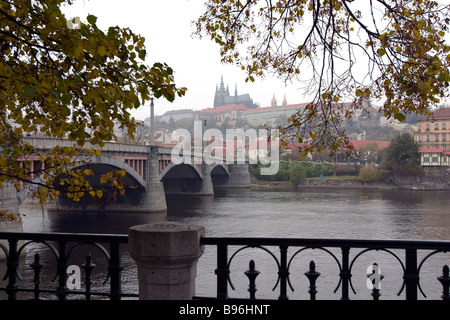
219, 75, 225, 91
235, 83, 238, 97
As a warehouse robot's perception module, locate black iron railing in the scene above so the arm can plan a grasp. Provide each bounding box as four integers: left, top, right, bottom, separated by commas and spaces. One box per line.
0, 231, 138, 300
3, 231, 450, 300
199, 237, 450, 300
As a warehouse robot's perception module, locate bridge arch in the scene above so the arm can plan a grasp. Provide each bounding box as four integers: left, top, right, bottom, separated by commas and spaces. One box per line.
159, 162, 205, 195
210, 163, 229, 175
17, 155, 147, 205
158, 162, 203, 181
210, 164, 230, 187
89, 156, 147, 188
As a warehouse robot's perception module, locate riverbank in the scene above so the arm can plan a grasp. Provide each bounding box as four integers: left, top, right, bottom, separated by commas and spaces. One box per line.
298, 178, 400, 190
252, 177, 450, 191
250, 181, 297, 190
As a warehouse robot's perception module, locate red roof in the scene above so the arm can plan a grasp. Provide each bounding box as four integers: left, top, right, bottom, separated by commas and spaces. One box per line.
244, 103, 310, 113
349, 140, 390, 150
198, 104, 248, 114
418, 107, 450, 121
418, 148, 444, 153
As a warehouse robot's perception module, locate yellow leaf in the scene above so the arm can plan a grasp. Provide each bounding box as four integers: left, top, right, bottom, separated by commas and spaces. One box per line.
74, 44, 83, 58
97, 46, 106, 56
96, 190, 103, 198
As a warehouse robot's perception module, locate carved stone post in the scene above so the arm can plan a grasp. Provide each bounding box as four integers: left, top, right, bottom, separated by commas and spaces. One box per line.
128, 222, 205, 300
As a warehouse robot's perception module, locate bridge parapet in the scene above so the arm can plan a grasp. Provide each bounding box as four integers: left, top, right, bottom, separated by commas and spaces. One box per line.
23, 137, 150, 154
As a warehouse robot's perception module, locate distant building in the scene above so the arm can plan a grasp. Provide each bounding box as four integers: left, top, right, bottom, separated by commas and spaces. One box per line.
214, 76, 254, 109
241, 103, 309, 127
196, 104, 248, 125
418, 148, 450, 167
160, 109, 194, 123
415, 106, 450, 167
415, 107, 450, 151
349, 140, 391, 151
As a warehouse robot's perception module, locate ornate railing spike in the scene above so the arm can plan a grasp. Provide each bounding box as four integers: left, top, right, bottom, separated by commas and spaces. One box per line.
304, 260, 320, 300
437, 265, 450, 300
244, 260, 260, 300
81, 254, 96, 300
29, 253, 44, 300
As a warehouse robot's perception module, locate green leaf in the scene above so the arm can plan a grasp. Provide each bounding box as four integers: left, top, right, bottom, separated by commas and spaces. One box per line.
23, 86, 36, 98
394, 113, 406, 122
97, 46, 106, 56
377, 48, 386, 57
87, 14, 97, 25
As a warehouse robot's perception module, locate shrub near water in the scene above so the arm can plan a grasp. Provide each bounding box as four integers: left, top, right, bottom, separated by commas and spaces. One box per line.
357, 166, 382, 183
251, 161, 335, 184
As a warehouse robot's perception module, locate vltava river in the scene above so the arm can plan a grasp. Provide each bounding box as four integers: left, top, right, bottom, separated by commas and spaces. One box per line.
17, 187, 450, 300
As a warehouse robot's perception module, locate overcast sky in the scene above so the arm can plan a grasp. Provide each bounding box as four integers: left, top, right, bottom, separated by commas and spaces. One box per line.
63, 0, 450, 121
62, 0, 307, 120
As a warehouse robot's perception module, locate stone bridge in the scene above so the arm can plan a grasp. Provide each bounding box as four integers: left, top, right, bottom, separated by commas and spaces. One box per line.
1, 137, 250, 214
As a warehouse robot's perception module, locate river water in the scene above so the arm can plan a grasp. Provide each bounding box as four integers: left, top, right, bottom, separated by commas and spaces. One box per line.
13, 187, 450, 300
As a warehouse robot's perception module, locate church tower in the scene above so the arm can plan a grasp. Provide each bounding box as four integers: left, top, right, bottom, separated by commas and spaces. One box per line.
282, 94, 287, 106
271, 93, 277, 107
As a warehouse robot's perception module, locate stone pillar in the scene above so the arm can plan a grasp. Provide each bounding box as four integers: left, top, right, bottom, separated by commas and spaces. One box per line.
0, 182, 20, 215
0, 182, 23, 260
128, 222, 205, 300
143, 145, 167, 212
198, 163, 214, 196
227, 163, 251, 187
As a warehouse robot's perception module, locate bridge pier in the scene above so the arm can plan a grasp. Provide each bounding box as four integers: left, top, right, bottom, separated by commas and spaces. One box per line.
142, 146, 167, 212
0, 182, 20, 216
225, 164, 251, 188
198, 163, 214, 196
0, 182, 24, 260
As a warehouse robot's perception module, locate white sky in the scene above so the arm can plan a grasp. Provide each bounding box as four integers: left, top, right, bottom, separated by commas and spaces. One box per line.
63, 0, 450, 121
62, 0, 307, 120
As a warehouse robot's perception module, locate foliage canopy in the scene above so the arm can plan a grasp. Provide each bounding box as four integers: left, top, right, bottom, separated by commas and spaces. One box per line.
0, 0, 186, 201
382, 132, 421, 175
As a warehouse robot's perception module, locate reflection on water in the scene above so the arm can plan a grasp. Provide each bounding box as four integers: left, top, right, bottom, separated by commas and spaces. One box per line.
9, 187, 450, 300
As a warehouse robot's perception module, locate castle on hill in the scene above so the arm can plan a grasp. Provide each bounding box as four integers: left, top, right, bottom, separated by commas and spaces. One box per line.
213, 76, 255, 109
